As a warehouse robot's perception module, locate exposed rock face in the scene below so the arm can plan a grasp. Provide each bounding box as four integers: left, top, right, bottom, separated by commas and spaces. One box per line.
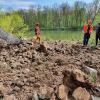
0, 39, 100, 100
0, 29, 21, 44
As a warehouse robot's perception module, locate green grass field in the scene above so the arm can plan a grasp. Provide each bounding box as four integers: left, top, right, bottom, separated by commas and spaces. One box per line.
24, 30, 96, 44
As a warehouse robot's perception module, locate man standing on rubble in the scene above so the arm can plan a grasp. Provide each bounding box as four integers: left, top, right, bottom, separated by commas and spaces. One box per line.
96, 23, 100, 45
83, 20, 93, 46
34, 23, 41, 43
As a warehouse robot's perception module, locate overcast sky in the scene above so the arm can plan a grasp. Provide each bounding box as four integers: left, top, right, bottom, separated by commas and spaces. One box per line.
0, 0, 93, 11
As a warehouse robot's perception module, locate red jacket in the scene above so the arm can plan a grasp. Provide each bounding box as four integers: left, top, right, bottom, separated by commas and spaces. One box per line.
83, 24, 93, 34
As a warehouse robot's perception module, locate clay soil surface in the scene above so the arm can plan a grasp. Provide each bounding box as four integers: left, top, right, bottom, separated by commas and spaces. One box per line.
0, 39, 100, 100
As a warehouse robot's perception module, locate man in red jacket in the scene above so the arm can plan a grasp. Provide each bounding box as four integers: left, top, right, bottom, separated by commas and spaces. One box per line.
83, 20, 93, 45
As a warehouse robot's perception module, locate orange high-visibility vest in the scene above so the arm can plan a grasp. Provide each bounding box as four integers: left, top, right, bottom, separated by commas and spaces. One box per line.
83, 25, 93, 34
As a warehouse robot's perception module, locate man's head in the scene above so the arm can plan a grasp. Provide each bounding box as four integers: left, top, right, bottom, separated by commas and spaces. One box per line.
88, 20, 92, 25
36, 23, 39, 27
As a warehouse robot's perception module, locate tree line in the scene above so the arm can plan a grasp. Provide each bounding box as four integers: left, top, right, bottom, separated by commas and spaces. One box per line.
17, 0, 100, 30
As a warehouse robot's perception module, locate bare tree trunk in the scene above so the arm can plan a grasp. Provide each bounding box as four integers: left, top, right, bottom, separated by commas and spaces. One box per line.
87, 0, 100, 24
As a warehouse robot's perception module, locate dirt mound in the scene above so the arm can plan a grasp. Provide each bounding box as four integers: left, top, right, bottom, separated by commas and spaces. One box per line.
0, 39, 100, 100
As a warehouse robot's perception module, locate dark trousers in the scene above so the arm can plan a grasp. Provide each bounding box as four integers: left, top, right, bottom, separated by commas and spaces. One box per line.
83, 33, 90, 45
96, 34, 100, 45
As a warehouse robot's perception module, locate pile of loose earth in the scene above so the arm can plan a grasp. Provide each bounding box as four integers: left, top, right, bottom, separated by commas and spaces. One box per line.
0, 39, 100, 100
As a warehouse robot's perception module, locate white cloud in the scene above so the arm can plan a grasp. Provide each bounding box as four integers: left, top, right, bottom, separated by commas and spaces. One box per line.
0, 0, 35, 10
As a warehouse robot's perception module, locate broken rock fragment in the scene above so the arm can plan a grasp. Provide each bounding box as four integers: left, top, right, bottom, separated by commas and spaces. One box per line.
58, 84, 68, 100
72, 87, 90, 100
72, 69, 88, 83
38, 84, 54, 99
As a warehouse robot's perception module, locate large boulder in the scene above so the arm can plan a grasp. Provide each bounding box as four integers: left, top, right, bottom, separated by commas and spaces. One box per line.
0, 83, 7, 95
38, 84, 54, 99
72, 69, 88, 83
72, 87, 90, 100
0, 29, 21, 44
57, 84, 68, 100
4, 94, 17, 100
83, 66, 97, 83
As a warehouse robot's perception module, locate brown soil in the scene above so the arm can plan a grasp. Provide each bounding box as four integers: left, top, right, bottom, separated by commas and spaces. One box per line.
0, 39, 100, 100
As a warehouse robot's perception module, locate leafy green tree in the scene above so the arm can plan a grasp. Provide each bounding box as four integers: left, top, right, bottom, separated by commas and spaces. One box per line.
0, 13, 28, 38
